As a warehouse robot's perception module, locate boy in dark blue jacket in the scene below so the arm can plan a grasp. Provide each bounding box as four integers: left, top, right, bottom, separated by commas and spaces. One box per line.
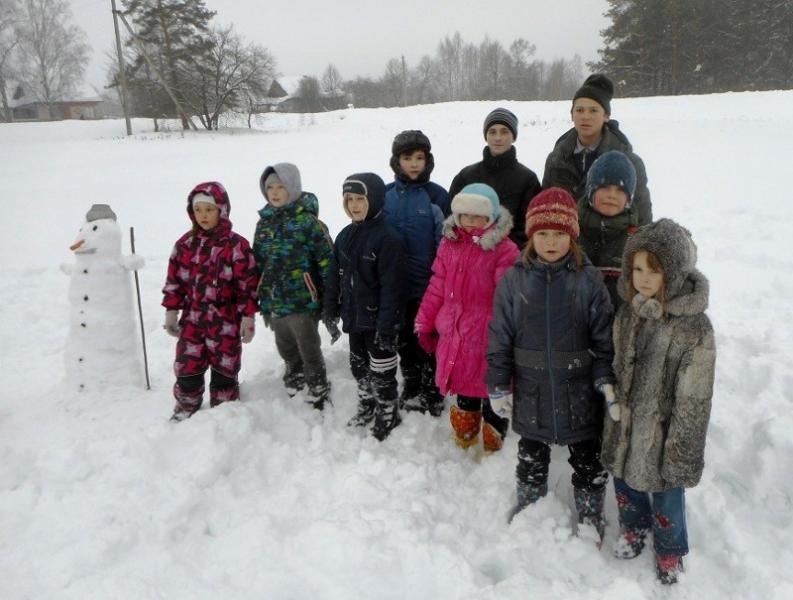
323, 173, 407, 441
384, 130, 450, 416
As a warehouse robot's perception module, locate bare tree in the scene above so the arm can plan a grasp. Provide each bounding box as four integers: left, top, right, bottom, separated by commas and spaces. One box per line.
320, 63, 343, 96
0, 0, 23, 121
14, 0, 90, 119
410, 55, 436, 104
184, 25, 275, 130
436, 32, 464, 101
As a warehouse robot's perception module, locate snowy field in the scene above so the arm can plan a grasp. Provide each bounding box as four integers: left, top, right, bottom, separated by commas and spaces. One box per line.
1, 91, 792, 599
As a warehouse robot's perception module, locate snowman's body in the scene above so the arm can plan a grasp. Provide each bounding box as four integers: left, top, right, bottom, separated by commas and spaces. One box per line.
62, 206, 144, 391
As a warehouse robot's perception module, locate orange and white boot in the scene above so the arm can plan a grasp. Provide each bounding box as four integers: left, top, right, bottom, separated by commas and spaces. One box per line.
450, 405, 482, 448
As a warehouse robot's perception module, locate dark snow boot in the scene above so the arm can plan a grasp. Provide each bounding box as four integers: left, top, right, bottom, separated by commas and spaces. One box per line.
508, 481, 548, 523
656, 554, 684, 585
574, 487, 607, 547
614, 527, 650, 559
347, 381, 376, 427
307, 381, 331, 411
399, 369, 422, 411
371, 397, 401, 441
283, 364, 305, 398
421, 362, 444, 417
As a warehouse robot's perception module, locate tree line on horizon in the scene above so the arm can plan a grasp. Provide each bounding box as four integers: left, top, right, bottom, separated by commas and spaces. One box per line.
1, 0, 791, 127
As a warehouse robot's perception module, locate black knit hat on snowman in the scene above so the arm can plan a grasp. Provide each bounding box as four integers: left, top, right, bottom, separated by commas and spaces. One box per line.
483, 107, 518, 140
389, 130, 435, 184
573, 73, 614, 115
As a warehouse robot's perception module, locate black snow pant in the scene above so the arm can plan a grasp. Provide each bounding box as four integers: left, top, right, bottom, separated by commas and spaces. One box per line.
516, 437, 608, 492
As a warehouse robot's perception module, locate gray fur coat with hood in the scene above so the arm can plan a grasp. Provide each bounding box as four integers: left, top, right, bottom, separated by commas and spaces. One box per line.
601, 219, 715, 492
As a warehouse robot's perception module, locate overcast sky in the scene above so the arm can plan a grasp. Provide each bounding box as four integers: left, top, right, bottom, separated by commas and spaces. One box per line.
70, 0, 609, 93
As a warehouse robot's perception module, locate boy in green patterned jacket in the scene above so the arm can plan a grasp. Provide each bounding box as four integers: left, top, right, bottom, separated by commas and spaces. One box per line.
253, 163, 337, 409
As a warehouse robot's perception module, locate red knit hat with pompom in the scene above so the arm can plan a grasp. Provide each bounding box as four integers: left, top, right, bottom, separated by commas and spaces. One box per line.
525, 187, 580, 240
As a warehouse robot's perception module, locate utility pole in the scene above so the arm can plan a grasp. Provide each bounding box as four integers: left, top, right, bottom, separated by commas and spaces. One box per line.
111, 0, 132, 136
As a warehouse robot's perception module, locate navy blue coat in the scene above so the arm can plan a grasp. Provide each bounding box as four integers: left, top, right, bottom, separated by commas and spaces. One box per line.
486, 253, 615, 445
324, 211, 406, 335
384, 179, 450, 300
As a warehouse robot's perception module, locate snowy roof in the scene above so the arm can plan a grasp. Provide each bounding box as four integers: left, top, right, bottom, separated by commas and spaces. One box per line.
3, 82, 101, 107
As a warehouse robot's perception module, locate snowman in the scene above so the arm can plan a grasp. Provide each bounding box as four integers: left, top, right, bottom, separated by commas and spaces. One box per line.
61, 204, 145, 391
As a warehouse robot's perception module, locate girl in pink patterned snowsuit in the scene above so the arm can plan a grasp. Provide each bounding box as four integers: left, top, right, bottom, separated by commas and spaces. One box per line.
415, 183, 519, 451
162, 181, 259, 420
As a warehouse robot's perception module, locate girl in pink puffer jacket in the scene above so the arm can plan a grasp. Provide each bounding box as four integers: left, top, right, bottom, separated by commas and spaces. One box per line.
415, 183, 519, 451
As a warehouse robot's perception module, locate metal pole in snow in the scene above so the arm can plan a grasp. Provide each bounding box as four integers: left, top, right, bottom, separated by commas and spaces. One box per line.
130, 227, 151, 390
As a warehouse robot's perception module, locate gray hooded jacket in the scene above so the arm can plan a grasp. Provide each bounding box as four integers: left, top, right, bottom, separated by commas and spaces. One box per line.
601, 219, 716, 492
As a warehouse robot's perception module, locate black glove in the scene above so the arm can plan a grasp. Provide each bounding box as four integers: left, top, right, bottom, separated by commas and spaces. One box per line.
323, 317, 342, 345
374, 331, 398, 353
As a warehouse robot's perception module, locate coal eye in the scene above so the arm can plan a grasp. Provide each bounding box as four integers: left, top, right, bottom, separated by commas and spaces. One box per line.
92, 225, 98, 231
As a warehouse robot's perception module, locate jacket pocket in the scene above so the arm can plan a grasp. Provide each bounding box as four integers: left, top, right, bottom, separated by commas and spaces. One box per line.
515, 379, 540, 429
565, 378, 596, 431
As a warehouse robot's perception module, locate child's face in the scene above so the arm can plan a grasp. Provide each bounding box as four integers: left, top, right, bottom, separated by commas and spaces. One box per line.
193, 202, 220, 230
398, 150, 427, 181
632, 250, 664, 298
459, 213, 489, 231
345, 193, 369, 222
266, 183, 290, 208
532, 229, 571, 262
593, 185, 629, 217
572, 98, 609, 145
485, 124, 514, 156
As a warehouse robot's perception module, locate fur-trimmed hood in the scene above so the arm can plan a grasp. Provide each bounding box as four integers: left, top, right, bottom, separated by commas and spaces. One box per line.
441, 206, 514, 251
618, 218, 700, 302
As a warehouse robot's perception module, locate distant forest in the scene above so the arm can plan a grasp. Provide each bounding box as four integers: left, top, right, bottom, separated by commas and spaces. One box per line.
5, 0, 788, 127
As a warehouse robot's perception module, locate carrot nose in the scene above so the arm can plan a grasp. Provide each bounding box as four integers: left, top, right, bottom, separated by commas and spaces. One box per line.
70, 239, 85, 251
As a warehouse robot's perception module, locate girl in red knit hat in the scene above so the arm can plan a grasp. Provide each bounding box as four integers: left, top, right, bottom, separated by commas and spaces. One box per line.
486, 187, 616, 545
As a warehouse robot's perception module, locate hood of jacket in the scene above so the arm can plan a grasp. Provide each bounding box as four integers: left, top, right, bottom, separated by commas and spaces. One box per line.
618, 218, 701, 304
187, 181, 232, 234
260, 162, 302, 204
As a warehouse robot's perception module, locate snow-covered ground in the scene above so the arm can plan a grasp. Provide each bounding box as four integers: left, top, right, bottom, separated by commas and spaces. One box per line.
2, 91, 792, 599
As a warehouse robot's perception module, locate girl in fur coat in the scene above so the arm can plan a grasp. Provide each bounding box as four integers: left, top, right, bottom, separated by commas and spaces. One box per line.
601, 218, 715, 585
415, 183, 519, 451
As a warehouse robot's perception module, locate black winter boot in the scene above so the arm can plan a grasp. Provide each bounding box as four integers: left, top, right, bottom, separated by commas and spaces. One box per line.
420, 361, 444, 416
347, 381, 376, 427
574, 487, 607, 547
508, 481, 548, 522
399, 369, 422, 411
307, 381, 331, 411
371, 397, 401, 441
283, 363, 305, 398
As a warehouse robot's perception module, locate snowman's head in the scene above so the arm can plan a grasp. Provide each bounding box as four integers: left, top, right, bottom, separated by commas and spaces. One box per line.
70, 204, 122, 257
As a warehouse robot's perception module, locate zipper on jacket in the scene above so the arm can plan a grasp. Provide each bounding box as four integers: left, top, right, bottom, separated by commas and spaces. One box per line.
545, 268, 558, 444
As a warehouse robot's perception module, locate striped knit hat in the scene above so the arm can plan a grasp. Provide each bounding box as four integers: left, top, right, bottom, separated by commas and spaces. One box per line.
483, 107, 518, 140
525, 187, 580, 240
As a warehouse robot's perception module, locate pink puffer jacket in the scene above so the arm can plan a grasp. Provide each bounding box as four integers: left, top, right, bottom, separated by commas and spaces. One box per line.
415, 208, 519, 397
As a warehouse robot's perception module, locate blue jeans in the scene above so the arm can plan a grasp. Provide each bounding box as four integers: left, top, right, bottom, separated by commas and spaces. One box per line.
613, 478, 689, 556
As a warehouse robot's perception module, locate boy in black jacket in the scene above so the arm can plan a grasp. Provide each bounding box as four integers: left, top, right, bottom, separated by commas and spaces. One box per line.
323, 173, 407, 441
449, 107, 542, 248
